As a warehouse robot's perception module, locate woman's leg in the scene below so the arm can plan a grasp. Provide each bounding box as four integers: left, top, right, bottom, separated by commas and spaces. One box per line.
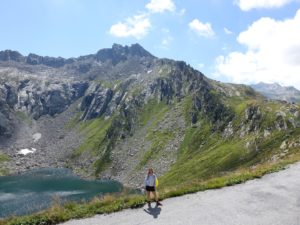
153, 191, 159, 202
154, 190, 162, 206
146, 191, 151, 201
146, 191, 151, 207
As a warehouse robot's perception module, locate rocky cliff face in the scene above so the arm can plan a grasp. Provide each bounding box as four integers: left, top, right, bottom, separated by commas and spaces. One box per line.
0, 44, 300, 188
0, 76, 88, 131
0, 99, 13, 137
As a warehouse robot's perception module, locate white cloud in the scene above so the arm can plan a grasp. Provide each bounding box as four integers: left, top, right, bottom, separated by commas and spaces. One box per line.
109, 0, 177, 39
215, 9, 300, 88
109, 14, 151, 39
235, 0, 296, 11
224, 27, 233, 34
189, 19, 215, 38
146, 0, 176, 13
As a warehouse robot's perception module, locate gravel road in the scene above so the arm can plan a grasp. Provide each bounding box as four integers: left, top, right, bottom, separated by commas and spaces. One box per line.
61, 162, 300, 225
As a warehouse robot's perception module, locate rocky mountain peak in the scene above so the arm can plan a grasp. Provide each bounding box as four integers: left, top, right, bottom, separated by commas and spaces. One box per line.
95, 43, 154, 65
0, 50, 68, 68
0, 43, 155, 77
251, 82, 300, 103
111, 43, 153, 58
0, 50, 25, 62
127, 43, 153, 58
254, 82, 281, 90
26, 53, 67, 68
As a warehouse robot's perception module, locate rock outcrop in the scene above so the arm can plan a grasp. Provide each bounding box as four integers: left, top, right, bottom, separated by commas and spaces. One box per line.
1, 79, 89, 119
0, 50, 25, 62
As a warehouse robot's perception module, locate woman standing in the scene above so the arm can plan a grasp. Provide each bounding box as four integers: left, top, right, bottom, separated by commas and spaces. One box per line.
144, 168, 162, 207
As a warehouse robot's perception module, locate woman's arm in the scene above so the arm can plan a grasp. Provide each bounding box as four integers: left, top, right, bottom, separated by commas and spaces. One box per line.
144, 175, 148, 187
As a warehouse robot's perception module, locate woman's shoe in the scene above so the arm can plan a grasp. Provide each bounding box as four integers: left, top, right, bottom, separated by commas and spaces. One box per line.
156, 201, 162, 207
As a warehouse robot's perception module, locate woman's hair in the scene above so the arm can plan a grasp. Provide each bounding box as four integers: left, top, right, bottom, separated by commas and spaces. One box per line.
148, 168, 154, 176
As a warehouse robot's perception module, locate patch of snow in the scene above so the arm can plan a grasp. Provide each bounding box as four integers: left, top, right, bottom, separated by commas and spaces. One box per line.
33, 133, 42, 142
18, 148, 37, 155
147, 70, 152, 74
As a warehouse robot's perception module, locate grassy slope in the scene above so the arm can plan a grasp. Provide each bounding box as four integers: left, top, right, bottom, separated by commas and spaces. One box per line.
160, 94, 300, 187
136, 100, 172, 169
68, 115, 113, 175
0, 152, 10, 176
0, 153, 10, 162
72, 117, 112, 158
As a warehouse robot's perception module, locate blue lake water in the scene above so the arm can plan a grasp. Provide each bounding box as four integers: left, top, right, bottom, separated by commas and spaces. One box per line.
0, 168, 123, 218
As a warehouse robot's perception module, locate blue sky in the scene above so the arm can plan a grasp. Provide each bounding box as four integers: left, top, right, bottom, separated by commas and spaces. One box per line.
1, 0, 300, 87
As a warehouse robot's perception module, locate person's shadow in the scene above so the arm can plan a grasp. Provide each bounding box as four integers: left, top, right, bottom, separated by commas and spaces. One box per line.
143, 204, 162, 219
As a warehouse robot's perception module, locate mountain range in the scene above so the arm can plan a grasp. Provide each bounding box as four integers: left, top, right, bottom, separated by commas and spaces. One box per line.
251, 82, 300, 103
0, 44, 300, 188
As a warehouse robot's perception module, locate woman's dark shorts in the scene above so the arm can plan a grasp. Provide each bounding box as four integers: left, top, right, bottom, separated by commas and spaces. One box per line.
146, 186, 155, 192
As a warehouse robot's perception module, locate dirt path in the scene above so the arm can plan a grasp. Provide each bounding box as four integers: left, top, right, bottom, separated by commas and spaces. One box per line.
61, 162, 300, 225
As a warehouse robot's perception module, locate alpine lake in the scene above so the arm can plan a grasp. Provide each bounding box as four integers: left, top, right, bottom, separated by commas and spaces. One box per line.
0, 168, 131, 218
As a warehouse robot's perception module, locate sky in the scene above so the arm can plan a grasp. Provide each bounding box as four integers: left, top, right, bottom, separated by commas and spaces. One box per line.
1, 0, 300, 88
